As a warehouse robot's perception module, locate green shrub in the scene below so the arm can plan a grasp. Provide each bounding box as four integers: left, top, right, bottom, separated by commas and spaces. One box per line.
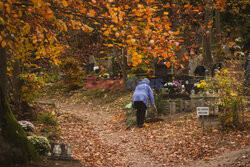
27, 135, 51, 156
20, 73, 45, 102
154, 90, 165, 115
37, 113, 57, 126
198, 69, 245, 129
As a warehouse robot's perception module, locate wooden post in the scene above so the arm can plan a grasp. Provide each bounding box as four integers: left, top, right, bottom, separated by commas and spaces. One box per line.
202, 115, 205, 135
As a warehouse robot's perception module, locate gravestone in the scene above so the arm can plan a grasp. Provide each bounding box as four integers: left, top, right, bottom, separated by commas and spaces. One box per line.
170, 101, 176, 114
49, 142, 73, 160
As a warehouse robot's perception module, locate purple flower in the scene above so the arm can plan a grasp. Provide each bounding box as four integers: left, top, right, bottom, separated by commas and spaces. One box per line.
173, 80, 182, 88
18, 120, 36, 132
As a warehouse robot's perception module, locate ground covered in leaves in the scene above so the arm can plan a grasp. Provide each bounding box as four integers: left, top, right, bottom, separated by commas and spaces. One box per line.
37, 89, 249, 167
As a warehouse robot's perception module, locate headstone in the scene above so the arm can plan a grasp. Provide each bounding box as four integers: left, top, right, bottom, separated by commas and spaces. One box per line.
170, 101, 176, 114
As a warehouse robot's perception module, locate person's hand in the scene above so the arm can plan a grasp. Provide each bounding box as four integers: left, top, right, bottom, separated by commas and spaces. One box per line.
153, 104, 157, 112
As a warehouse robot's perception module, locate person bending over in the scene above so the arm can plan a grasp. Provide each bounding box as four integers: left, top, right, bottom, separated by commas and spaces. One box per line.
132, 78, 157, 128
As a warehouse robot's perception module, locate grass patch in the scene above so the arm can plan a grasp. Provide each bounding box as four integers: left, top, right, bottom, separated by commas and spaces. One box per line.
80, 89, 132, 104
173, 120, 185, 126
37, 113, 57, 126
125, 108, 137, 127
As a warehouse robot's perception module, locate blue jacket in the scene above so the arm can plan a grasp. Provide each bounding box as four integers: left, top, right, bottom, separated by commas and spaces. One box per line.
132, 80, 155, 108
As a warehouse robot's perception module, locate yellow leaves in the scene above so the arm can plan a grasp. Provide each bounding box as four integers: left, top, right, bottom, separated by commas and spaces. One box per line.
32, 0, 42, 8
174, 30, 180, 35
165, 61, 171, 68
104, 31, 109, 36
32, 38, 37, 44
18, 11, 23, 17
58, 20, 68, 32
0, 35, 2, 42
121, 30, 126, 36
115, 32, 120, 38
130, 39, 136, 43
124, 5, 130, 10
0, 2, 3, 11
62, 22, 68, 32
138, 4, 144, 8
164, 22, 171, 30
225, 117, 233, 124
23, 23, 31, 35
0, 17, 5, 25
13, 14, 18, 18
62, 0, 69, 7
230, 92, 237, 97
137, 54, 142, 59
54, 58, 59, 66
170, 56, 175, 62
112, 27, 118, 31
117, 43, 123, 47
88, 9, 96, 17
107, 44, 113, 47
81, 26, 89, 33
163, 32, 169, 36
1, 40, 6, 47
127, 35, 133, 39
164, 12, 169, 15
165, 24, 170, 30
79, 7, 87, 14
69, 14, 74, 19
71, 20, 77, 29
44, 8, 54, 19
184, 2, 191, 9
208, 20, 213, 25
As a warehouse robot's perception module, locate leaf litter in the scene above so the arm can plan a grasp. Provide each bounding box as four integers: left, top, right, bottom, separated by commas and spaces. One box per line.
40, 90, 249, 167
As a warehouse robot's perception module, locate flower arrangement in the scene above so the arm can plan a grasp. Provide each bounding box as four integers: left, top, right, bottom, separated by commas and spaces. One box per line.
18, 120, 36, 132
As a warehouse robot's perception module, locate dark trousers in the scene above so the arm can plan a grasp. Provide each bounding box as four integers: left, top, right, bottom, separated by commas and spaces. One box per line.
133, 101, 147, 127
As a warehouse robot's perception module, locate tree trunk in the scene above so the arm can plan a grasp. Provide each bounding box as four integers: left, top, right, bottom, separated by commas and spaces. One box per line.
121, 48, 127, 90
215, 10, 221, 35
215, 9, 222, 62
0, 34, 40, 166
0, 39, 8, 98
12, 58, 23, 115
113, 47, 127, 90
202, 0, 213, 69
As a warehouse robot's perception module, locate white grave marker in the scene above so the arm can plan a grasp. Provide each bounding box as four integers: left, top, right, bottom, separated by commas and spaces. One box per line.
197, 107, 209, 116
197, 107, 209, 135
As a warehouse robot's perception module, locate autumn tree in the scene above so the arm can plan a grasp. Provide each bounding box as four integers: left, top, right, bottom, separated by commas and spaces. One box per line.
98, 0, 183, 88
1, 0, 246, 165
0, 0, 107, 165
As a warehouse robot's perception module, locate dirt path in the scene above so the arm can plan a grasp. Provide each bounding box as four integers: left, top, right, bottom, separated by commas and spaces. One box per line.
48, 96, 249, 167
180, 145, 250, 167
55, 99, 161, 167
